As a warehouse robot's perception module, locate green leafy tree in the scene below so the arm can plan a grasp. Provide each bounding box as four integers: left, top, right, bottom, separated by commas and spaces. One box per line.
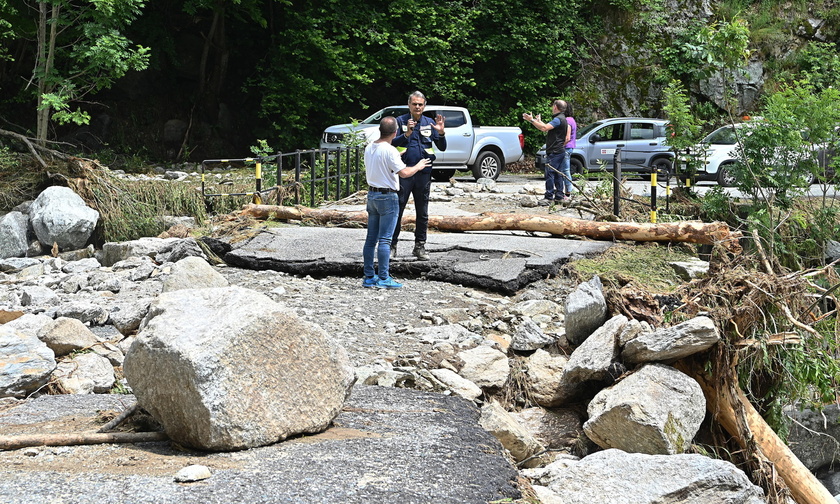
735, 81, 840, 267
797, 41, 840, 92
247, 0, 583, 152
30, 0, 150, 142
662, 79, 703, 182
698, 18, 751, 116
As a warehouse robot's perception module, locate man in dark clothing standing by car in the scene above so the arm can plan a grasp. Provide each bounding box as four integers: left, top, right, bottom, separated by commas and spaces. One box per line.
391, 90, 447, 261
523, 100, 570, 204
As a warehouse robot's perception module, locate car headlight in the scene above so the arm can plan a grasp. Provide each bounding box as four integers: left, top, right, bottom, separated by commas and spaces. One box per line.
323, 132, 344, 143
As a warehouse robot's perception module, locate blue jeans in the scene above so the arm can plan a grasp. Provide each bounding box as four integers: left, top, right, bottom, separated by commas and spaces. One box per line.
364, 191, 399, 280
561, 147, 573, 194
545, 151, 566, 199
393, 168, 432, 247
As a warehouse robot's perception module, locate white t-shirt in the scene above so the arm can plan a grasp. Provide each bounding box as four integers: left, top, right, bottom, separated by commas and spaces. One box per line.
364, 141, 406, 190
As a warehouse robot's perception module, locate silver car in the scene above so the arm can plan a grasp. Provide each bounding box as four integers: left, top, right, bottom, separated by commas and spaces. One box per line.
536, 117, 674, 177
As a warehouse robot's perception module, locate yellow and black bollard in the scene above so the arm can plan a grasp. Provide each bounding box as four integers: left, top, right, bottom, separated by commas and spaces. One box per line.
650, 170, 658, 224
253, 159, 263, 205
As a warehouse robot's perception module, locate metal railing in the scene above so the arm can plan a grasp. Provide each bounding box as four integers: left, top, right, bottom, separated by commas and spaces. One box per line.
200, 146, 365, 209
610, 148, 682, 223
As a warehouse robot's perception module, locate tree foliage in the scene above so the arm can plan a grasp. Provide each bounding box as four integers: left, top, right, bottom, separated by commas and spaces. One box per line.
0, 0, 836, 160
12, 0, 152, 141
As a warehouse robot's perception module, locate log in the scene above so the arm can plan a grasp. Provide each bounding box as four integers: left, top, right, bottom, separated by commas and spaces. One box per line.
241, 204, 743, 253
680, 362, 835, 504
0, 431, 168, 451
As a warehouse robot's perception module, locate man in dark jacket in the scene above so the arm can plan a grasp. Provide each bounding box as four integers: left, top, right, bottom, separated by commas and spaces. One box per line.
391, 90, 447, 260
523, 100, 570, 204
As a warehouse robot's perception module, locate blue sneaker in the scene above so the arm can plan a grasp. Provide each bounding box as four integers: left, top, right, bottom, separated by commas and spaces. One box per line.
375, 277, 403, 289
362, 276, 378, 288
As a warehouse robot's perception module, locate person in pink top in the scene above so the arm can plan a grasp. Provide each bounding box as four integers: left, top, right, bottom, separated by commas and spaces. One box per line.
562, 102, 577, 199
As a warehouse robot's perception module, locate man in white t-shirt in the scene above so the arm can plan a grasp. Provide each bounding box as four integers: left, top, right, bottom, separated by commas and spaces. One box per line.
363, 116, 430, 289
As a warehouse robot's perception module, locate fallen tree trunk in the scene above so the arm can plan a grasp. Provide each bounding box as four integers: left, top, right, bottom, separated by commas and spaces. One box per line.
0, 431, 168, 451
241, 204, 743, 253
680, 362, 835, 504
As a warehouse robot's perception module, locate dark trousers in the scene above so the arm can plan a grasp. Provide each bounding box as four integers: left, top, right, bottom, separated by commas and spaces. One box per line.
393, 169, 432, 247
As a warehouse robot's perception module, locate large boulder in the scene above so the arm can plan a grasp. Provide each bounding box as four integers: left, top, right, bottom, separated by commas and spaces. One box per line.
0, 211, 29, 259
29, 186, 99, 251
0, 325, 56, 398
479, 400, 546, 468
53, 352, 115, 394
564, 276, 608, 346
123, 286, 355, 451
37, 317, 102, 357
786, 404, 840, 471
161, 256, 228, 292
622, 316, 719, 364
584, 364, 705, 455
544, 449, 765, 503
523, 349, 570, 407
456, 345, 510, 390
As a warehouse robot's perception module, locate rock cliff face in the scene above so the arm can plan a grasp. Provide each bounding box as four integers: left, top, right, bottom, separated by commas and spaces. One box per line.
571, 0, 833, 121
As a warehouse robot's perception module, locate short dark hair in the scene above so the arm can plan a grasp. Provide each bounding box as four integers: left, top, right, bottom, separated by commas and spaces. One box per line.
565, 101, 574, 116
379, 116, 398, 136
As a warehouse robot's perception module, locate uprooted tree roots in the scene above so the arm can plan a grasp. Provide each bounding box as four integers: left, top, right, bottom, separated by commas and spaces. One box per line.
671, 249, 838, 503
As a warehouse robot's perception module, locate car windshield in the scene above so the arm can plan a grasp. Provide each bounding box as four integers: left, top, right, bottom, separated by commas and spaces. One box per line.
702, 126, 739, 145
361, 107, 408, 124
577, 121, 604, 138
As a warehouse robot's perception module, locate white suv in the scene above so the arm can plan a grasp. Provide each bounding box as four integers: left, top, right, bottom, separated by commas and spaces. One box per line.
692, 122, 836, 186
691, 123, 744, 186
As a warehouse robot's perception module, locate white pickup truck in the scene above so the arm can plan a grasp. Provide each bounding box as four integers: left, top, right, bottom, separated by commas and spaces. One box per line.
320, 105, 524, 181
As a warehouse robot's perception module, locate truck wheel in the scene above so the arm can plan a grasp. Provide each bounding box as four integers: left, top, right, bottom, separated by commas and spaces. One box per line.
717, 163, 736, 187
431, 169, 456, 182
571, 157, 584, 177
471, 151, 502, 181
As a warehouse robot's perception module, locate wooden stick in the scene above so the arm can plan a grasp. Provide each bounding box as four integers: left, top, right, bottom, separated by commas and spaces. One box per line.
0, 431, 167, 451
96, 403, 139, 433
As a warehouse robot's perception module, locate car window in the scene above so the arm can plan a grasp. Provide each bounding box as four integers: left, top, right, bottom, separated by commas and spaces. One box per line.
432, 110, 466, 128
594, 123, 625, 141
629, 122, 655, 140
361, 107, 406, 124
703, 126, 739, 145
577, 121, 604, 138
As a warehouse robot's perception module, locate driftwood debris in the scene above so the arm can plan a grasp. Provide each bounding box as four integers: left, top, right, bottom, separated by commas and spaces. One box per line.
681, 362, 836, 504
97, 404, 139, 433
241, 204, 743, 253
0, 128, 73, 169
0, 431, 168, 451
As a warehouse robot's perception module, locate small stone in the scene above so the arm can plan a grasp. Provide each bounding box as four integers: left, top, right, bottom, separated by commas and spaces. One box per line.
174, 464, 212, 482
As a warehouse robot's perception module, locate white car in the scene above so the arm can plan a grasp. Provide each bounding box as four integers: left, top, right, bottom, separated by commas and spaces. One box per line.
691, 122, 836, 186
692, 123, 745, 186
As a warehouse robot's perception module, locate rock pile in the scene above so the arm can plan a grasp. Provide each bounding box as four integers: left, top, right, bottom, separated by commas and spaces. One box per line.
1, 184, 839, 501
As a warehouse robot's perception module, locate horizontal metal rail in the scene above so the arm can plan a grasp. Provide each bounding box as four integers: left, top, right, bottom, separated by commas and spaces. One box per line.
200, 146, 365, 209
